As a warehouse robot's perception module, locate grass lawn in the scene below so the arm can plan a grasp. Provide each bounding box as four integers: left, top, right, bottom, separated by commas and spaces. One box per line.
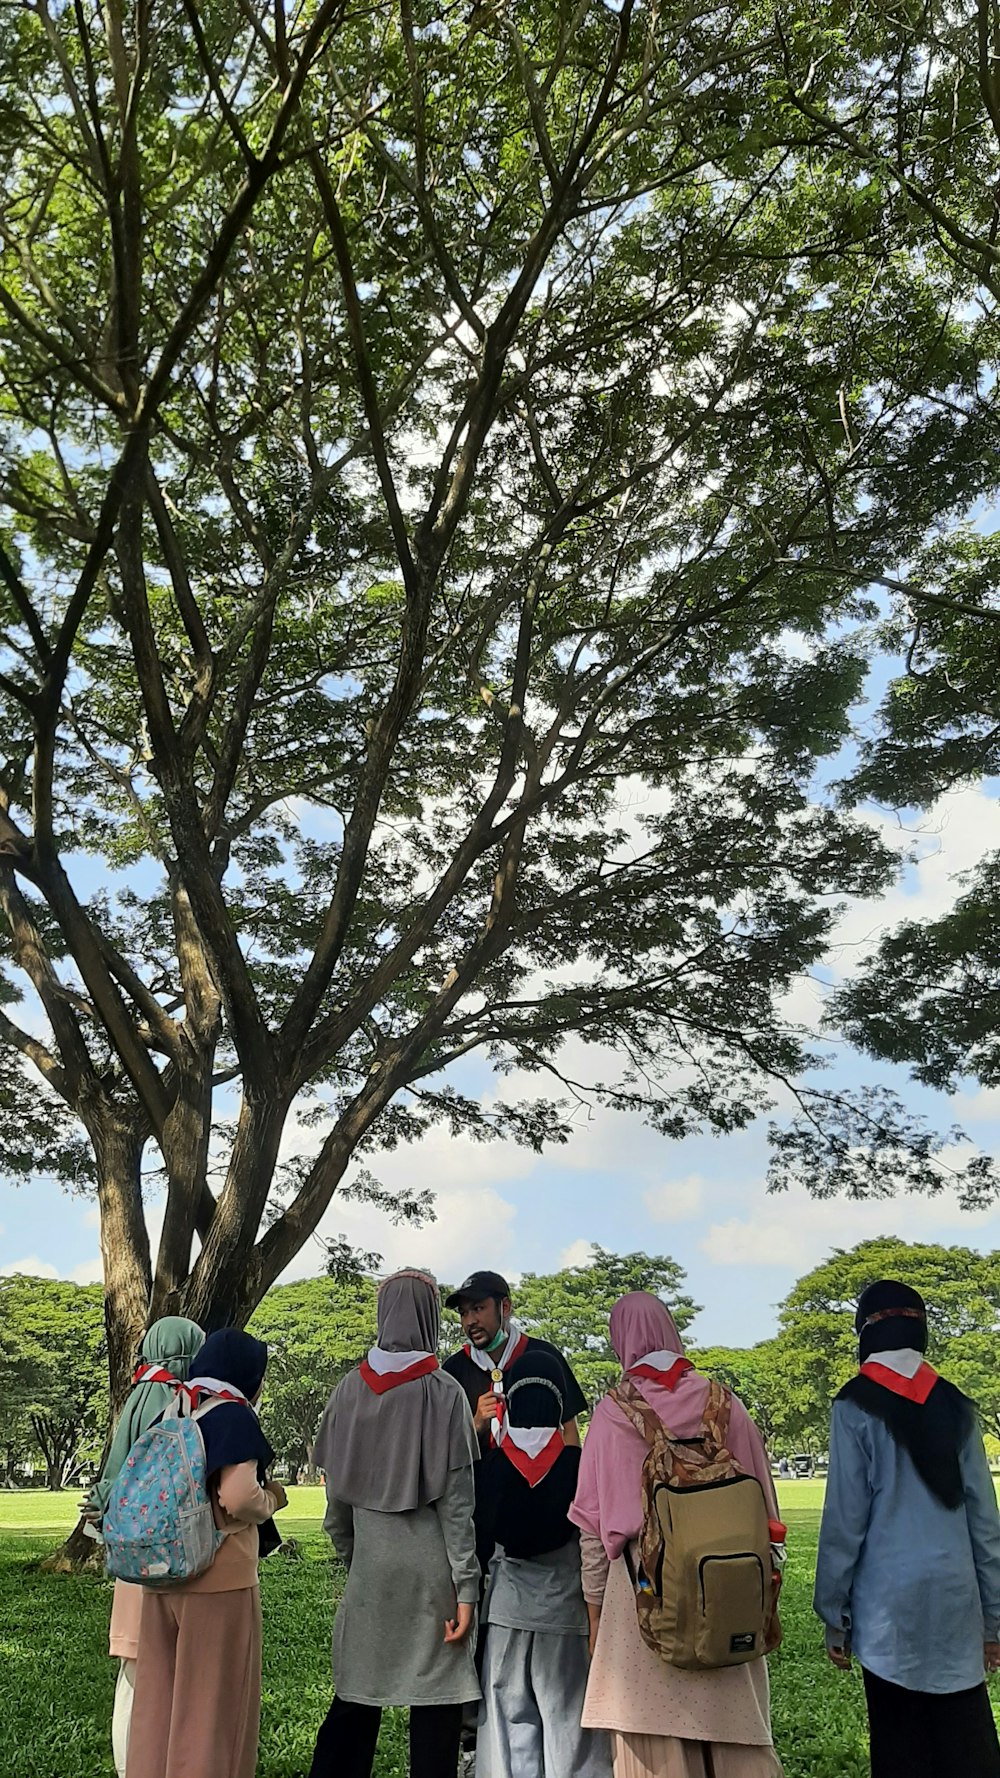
1, 1479, 997, 1777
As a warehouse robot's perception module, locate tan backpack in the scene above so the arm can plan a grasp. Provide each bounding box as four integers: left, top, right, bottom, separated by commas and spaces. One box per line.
610, 1377, 781, 1671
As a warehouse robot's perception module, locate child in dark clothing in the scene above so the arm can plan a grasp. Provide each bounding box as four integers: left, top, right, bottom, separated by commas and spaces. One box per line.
475, 1352, 612, 1778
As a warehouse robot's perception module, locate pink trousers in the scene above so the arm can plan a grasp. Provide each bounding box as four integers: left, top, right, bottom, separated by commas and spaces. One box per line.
612, 1732, 784, 1778
126, 1586, 262, 1778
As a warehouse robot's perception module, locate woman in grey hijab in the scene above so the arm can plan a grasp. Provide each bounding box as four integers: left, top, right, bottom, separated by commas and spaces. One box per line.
310, 1268, 480, 1778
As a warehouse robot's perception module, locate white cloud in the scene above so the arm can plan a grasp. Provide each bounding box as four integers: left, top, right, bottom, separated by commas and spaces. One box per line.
0, 1256, 59, 1279
952, 1086, 1000, 1126
277, 1178, 518, 1291
560, 1239, 595, 1269
644, 1173, 706, 1222
71, 1256, 104, 1284
701, 1180, 1000, 1274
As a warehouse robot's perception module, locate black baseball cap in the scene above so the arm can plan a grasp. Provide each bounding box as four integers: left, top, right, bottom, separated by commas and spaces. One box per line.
445, 1270, 511, 1309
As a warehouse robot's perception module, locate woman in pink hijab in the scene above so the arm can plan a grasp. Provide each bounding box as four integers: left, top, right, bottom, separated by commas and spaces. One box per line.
569, 1293, 784, 1778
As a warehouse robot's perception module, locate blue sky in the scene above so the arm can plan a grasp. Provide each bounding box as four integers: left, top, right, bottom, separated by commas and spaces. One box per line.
4, 766, 1000, 1349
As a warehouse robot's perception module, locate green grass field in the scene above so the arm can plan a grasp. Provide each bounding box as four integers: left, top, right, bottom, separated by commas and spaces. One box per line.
0, 1480, 994, 1777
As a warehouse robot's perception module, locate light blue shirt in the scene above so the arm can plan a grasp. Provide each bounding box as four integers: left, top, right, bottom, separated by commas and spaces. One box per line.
814, 1395, 1000, 1693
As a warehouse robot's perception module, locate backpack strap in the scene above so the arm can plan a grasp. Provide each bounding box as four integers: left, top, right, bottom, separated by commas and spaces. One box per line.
609, 1378, 672, 1444
700, 1379, 733, 1450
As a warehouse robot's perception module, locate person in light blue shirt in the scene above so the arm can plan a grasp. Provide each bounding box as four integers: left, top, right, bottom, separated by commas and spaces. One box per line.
814, 1278, 1000, 1778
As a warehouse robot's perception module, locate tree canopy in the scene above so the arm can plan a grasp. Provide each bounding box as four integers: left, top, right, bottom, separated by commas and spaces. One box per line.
8, 1237, 1000, 1480
510, 1244, 698, 1400
2, 0, 999, 1400
0, 1275, 106, 1488
771, 1235, 1000, 1445
248, 1273, 377, 1470
767, 0, 1000, 1112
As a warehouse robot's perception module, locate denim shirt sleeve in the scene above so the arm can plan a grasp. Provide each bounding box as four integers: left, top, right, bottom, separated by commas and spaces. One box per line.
814, 1398, 872, 1648
961, 1424, 1000, 1641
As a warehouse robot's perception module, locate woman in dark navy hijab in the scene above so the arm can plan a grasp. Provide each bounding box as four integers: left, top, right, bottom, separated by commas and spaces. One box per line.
816, 1280, 1000, 1778
127, 1329, 286, 1778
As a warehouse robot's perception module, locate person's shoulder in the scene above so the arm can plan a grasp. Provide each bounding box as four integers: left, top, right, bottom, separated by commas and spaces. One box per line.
442, 1348, 469, 1376
833, 1377, 865, 1407
433, 1364, 467, 1397
586, 1391, 623, 1427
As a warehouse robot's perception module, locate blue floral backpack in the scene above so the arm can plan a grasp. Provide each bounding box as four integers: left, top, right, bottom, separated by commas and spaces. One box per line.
102, 1396, 228, 1588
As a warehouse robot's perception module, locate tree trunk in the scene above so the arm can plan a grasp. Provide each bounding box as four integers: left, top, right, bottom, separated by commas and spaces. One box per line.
94, 1117, 153, 1413
47, 1117, 150, 1569
45, 1460, 62, 1492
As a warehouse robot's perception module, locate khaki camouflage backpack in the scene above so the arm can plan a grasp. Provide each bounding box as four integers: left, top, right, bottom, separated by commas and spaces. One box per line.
609, 1377, 781, 1671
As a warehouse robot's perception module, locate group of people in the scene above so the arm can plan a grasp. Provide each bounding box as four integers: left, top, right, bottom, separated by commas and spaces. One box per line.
86, 1268, 1000, 1778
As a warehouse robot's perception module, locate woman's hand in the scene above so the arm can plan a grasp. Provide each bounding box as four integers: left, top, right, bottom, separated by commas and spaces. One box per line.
267, 1481, 289, 1513
587, 1603, 602, 1659
826, 1644, 852, 1672
443, 1602, 475, 1645
985, 1642, 1000, 1673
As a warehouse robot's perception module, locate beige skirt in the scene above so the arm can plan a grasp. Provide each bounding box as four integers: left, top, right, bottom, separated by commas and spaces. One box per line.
583, 1552, 779, 1752
612, 1732, 783, 1778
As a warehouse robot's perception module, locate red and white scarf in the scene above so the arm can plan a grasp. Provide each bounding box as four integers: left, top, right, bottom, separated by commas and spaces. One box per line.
463, 1320, 530, 1442
359, 1347, 440, 1395
627, 1348, 693, 1389
859, 1347, 938, 1404
132, 1364, 249, 1411
498, 1421, 564, 1486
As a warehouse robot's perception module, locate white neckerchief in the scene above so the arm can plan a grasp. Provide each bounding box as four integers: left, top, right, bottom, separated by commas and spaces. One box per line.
630, 1349, 687, 1375
864, 1347, 924, 1379
465, 1318, 525, 1373
366, 1347, 436, 1376
497, 1423, 558, 1459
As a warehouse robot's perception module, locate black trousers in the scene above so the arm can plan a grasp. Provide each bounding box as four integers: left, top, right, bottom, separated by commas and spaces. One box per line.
309, 1694, 464, 1778
863, 1666, 1000, 1778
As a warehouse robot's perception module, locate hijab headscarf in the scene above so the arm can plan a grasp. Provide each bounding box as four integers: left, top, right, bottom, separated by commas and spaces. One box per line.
838, 1279, 974, 1510
569, 1291, 778, 1560
856, 1279, 930, 1364
88, 1316, 205, 1517
479, 1349, 580, 1559
188, 1329, 274, 1476
312, 1268, 478, 1514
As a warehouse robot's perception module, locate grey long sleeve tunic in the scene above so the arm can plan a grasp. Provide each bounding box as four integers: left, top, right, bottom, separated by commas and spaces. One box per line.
325, 1464, 481, 1707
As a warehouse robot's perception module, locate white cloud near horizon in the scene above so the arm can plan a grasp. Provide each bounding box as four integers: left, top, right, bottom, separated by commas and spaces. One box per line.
701, 1178, 1000, 1276
1, 1254, 59, 1279
560, 1238, 595, 1269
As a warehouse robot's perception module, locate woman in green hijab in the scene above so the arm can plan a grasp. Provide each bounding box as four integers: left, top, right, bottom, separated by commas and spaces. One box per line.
86, 1316, 205, 1778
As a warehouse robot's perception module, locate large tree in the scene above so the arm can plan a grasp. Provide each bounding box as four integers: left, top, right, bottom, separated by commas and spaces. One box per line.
2, 0, 998, 1436
769, 0, 1000, 1111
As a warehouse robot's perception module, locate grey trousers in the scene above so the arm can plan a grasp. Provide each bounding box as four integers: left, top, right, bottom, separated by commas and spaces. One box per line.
476, 1625, 613, 1778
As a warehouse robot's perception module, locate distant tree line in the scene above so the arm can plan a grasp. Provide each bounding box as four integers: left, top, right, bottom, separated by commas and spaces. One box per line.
3, 1236, 999, 1486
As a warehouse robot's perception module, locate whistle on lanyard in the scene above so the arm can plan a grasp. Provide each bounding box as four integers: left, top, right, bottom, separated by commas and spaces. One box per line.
491, 1366, 506, 1441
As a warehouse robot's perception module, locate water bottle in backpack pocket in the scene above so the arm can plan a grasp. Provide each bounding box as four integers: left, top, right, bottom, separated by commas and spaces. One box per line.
102, 1399, 223, 1588
611, 1377, 782, 1671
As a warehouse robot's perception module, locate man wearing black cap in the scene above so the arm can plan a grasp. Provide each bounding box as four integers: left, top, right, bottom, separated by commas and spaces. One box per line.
444, 1271, 589, 1763
443, 1269, 587, 1456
